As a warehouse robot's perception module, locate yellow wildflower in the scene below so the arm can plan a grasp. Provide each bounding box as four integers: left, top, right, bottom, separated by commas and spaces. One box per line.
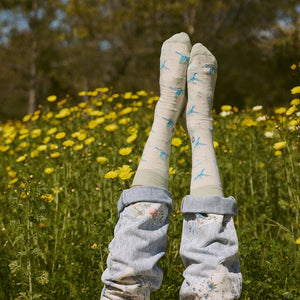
123, 92, 132, 99
91, 243, 98, 249
84, 137, 95, 145
118, 165, 134, 180
119, 147, 133, 156
30, 150, 39, 158
16, 155, 26, 162
213, 141, 219, 148
45, 112, 54, 120
171, 137, 182, 147
274, 150, 282, 156
44, 167, 54, 174
132, 95, 139, 100
31, 114, 39, 121
22, 114, 32, 122
273, 141, 286, 150
259, 162, 265, 168
96, 156, 107, 164
47, 95, 57, 102
275, 107, 287, 115
63, 140, 75, 147
295, 237, 300, 245
177, 158, 185, 164
47, 127, 58, 135
290, 64, 296, 70
49, 144, 58, 150
73, 144, 84, 151
0, 145, 10, 152
286, 106, 297, 116
43, 136, 51, 144
50, 152, 61, 158
290, 98, 300, 106
31, 129, 42, 138
112, 93, 119, 98
116, 103, 123, 109
41, 194, 54, 203
8, 171, 17, 178
55, 108, 71, 119
137, 90, 148, 97
95, 117, 105, 125
104, 124, 118, 132
55, 132, 66, 139
106, 111, 118, 119
95, 101, 103, 107
37, 145, 47, 152
78, 102, 87, 108
78, 133, 87, 141
119, 107, 133, 116
241, 118, 257, 127
221, 105, 232, 112
57, 99, 67, 107
104, 170, 119, 179
78, 91, 87, 96
169, 167, 176, 175
291, 86, 300, 94
180, 145, 190, 152
118, 117, 131, 125
88, 120, 98, 129
9, 178, 18, 184
126, 133, 137, 143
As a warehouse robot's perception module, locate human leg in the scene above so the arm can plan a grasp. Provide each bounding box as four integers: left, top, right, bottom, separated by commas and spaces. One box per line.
101, 33, 191, 299
179, 43, 242, 299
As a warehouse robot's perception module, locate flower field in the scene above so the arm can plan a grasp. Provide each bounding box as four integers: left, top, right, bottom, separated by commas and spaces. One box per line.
0, 69, 300, 299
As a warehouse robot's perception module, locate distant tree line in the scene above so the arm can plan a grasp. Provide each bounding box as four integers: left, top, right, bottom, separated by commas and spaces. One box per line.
0, 0, 299, 120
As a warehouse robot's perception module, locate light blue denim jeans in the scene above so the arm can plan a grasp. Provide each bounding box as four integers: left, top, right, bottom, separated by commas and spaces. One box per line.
101, 186, 242, 299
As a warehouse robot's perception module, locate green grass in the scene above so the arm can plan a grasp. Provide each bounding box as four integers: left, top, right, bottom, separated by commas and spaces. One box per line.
0, 89, 299, 299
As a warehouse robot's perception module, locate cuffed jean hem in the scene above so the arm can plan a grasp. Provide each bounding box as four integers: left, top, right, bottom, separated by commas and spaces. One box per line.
117, 185, 173, 215
179, 195, 242, 299
101, 185, 173, 300
181, 195, 238, 216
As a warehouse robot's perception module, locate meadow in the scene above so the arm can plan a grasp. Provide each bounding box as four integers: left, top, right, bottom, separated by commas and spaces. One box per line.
0, 65, 299, 299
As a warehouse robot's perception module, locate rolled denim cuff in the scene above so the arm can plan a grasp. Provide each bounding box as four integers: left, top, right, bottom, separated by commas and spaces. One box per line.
117, 185, 173, 215
181, 195, 238, 216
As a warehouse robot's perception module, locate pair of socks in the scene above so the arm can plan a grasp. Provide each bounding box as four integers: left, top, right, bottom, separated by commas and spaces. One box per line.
132, 32, 223, 198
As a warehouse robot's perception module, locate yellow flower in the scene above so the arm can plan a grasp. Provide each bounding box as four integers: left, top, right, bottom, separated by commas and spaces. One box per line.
57, 99, 67, 107
290, 98, 300, 106
31, 129, 42, 138
274, 150, 282, 156
78, 102, 87, 108
44, 167, 54, 174
9, 178, 18, 184
45, 112, 53, 120
78, 133, 87, 141
118, 117, 131, 125
49, 144, 58, 150
221, 105, 232, 112
291, 86, 300, 94
123, 92, 132, 99
22, 114, 32, 122
55, 132, 66, 139
41, 194, 54, 203
78, 91, 87, 96
275, 107, 287, 115
290, 64, 296, 70
106, 111, 118, 119
31, 114, 39, 121
96, 156, 107, 164
119, 107, 133, 116
16, 155, 26, 162
73, 144, 84, 151
88, 120, 98, 129
8, 170, 17, 178
95, 117, 105, 125
180, 145, 190, 152
126, 133, 137, 143
286, 106, 297, 116
47, 95, 57, 102
43, 136, 51, 144
213, 141, 219, 148
55, 108, 71, 119
47, 127, 58, 135
91, 243, 98, 249
241, 118, 257, 127
84, 137, 95, 145
37, 145, 47, 151
171, 137, 182, 147
30, 150, 39, 158
177, 158, 185, 164
50, 152, 61, 158
95, 101, 103, 107
295, 237, 300, 245
112, 93, 119, 98
169, 167, 176, 175
63, 140, 75, 147
259, 162, 265, 168
104, 124, 118, 132
119, 147, 133, 156
0, 145, 9, 152
273, 141, 286, 150
137, 90, 148, 97
118, 165, 134, 180
104, 170, 119, 179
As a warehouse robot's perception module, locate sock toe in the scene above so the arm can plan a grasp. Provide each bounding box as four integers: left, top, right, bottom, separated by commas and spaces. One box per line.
190, 42, 215, 57
162, 32, 192, 50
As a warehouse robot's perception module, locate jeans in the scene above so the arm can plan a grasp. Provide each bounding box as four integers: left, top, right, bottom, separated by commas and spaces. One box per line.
101, 186, 242, 299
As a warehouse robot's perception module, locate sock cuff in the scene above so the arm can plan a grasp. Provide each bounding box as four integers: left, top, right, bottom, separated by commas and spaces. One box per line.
132, 168, 169, 190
